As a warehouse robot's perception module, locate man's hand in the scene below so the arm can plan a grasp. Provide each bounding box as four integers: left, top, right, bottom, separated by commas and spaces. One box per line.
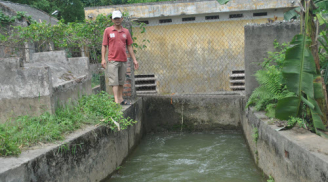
133, 60, 139, 70
101, 59, 106, 69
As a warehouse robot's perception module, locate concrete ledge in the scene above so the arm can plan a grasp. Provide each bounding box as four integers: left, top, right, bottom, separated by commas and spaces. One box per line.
0, 98, 143, 182
0, 66, 52, 99
142, 94, 245, 133
243, 108, 328, 182
52, 76, 92, 112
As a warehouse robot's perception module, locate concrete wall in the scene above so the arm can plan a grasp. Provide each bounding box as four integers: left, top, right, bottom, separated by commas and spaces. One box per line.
243, 108, 328, 182
142, 94, 244, 132
0, 57, 53, 122
244, 21, 300, 99
0, 52, 92, 123
0, 99, 143, 182
84, 0, 295, 19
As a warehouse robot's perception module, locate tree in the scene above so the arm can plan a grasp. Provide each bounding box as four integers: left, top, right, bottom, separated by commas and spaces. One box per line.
4, 0, 85, 23
60, 0, 85, 23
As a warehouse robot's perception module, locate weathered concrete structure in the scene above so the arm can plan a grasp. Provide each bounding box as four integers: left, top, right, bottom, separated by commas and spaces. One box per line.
0, 51, 91, 123
85, 0, 295, 94
243, 108, 328, 182
85, 0, 295, 20
142, 93, 244, 132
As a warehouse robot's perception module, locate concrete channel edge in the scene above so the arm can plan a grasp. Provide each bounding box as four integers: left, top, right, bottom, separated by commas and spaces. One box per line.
0, 98, 143, 182
243, 107, 328, 182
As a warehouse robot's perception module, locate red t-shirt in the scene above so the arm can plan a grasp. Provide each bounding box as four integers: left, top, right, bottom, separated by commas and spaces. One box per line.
102, 26, 133, 62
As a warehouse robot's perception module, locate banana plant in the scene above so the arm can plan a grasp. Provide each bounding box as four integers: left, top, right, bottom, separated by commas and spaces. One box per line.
276, 0, 327, 136
275, 34, 326, 133
284, 0, 328, 21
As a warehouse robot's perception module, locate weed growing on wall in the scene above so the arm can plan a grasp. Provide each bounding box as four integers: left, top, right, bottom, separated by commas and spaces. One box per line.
0, 91, 136, 156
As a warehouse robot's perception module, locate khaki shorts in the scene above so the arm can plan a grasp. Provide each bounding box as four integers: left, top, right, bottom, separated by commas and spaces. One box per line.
106, 61, 127, 86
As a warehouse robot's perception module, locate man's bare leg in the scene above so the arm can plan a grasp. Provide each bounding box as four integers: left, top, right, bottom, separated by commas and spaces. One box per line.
118, 85, 124, 103
112, 85, 124, 104
112, 85, 120, 103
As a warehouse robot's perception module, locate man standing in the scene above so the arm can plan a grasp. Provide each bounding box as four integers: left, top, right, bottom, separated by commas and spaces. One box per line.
101, 10, 139, 105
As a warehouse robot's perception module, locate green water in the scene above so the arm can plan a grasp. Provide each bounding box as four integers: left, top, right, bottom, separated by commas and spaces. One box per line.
107, 132, 266, 182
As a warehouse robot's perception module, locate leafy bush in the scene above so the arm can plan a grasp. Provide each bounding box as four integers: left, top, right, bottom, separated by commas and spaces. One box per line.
2, 13, 148, 62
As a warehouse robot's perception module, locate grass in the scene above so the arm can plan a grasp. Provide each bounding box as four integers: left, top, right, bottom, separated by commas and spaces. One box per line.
0, 91, 136, 156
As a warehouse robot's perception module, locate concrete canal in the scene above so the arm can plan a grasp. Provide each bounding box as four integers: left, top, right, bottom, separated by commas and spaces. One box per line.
106, 132, 265, 182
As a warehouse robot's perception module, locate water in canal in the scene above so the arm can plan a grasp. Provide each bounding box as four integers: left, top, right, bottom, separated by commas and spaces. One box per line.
107, 131, 266, 182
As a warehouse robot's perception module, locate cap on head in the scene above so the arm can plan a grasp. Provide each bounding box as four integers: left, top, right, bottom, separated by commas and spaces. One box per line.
112, 11, 122, 19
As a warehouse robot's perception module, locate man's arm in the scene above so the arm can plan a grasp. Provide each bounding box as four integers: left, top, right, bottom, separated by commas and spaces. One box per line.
101, 45, 108, 69
127, 45, 139, 70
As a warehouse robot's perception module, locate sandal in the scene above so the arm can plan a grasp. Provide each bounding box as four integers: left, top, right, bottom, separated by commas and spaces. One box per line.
120, 100, 131, 105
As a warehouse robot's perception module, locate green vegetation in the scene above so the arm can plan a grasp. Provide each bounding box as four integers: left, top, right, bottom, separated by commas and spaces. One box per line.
252, 127, 259, 143
91, 73, 102, 88
4, 0, 171, 23
246, 0, 328, 137
7, 0, 85, 23
0, 11, 34, 26
267, 175, 275, 182
246, 41, 295, 118
1, 13, 148, 63
0, 92, 136, 156
287, 116, 312, 130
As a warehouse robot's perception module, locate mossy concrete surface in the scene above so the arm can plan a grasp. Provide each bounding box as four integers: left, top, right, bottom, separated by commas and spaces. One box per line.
142, 94, 245, 133
243, 107, 328, 182
0, 98, 143, 182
